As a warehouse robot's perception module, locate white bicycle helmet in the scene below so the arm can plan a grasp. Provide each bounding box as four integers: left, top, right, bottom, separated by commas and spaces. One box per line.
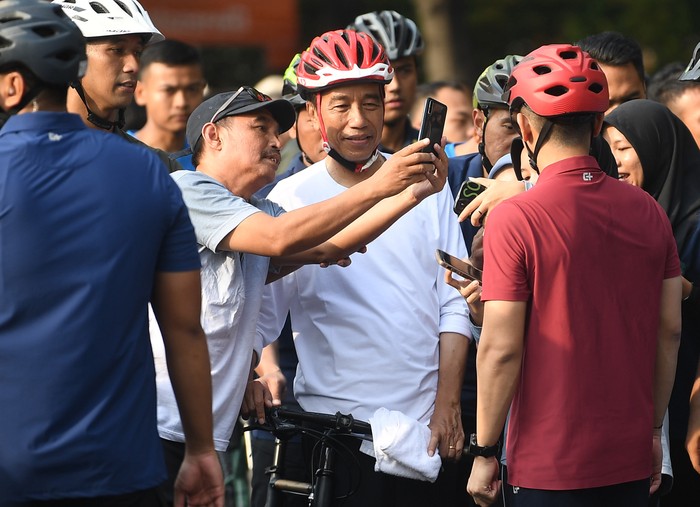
349, 10, 424, 61
52, 0, 163, 43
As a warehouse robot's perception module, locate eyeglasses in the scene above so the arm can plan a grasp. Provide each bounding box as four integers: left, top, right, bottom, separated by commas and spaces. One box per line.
209, 86, 272, 124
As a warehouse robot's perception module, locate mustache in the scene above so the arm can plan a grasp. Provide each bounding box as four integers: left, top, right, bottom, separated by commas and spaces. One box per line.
263, 148, 281, 158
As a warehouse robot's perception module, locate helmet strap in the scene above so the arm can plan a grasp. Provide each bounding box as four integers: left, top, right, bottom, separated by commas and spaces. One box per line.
524, 119, 553, 175
71, 80, 125, 131
478, 109, 493, 173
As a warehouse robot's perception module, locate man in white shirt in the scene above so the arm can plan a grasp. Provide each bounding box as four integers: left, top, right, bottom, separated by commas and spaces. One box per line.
256, 29, 471, 507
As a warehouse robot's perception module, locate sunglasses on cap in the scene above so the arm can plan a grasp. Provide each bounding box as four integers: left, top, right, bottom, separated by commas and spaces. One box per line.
209, 86, 272, 124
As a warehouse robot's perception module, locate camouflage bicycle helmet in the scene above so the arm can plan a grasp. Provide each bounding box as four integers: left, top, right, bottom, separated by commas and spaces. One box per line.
473, 55, 522, 172
680, 41, 700, 82
349, 10, 424, 61
473, 55, 522, 110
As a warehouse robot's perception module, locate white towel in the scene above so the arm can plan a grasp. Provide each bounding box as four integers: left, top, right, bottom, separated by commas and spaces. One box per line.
362, 407, 442, 482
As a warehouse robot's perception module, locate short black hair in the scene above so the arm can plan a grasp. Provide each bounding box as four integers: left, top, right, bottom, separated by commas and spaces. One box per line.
647, 61, 700, 105
575, 31, 645, 83
138, 39, 203, 78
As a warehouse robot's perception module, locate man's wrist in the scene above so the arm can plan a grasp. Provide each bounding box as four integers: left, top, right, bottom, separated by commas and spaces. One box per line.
466, 433, 500, 457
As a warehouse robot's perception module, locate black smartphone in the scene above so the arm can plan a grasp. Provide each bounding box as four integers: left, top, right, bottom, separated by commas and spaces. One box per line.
418, 97, 447, 155
453, 179, 487, 215
435, 249, 483, 282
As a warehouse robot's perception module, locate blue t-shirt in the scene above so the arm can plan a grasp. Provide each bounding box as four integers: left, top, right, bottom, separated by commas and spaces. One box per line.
126, 129, 195, 171
0, 113, 200, 501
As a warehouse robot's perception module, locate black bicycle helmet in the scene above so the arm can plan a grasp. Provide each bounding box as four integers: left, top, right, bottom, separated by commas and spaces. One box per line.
348, 10, 424, 61
680, 41, 700, 82
0, 0, 86, 86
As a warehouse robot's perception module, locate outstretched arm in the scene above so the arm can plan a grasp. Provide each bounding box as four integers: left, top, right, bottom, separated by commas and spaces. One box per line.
152, 270, 224, 507
225, 139, 441, 260
271, 141, 449, 267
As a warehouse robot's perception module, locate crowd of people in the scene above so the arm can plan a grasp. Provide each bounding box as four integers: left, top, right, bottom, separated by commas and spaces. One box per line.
1, 1, 699, 507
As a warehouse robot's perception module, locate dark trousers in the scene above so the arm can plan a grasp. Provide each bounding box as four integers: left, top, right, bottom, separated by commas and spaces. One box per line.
501, 470, 649, 507
158, 438, 187, 506
301, 432, 440, 507
13, 489, 166, 507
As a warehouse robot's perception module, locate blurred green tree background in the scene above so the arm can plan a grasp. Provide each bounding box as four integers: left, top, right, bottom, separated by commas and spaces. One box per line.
297, 0, 700, 88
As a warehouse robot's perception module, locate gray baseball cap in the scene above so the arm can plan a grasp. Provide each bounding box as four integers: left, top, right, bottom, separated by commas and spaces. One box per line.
186, 86, 296, 151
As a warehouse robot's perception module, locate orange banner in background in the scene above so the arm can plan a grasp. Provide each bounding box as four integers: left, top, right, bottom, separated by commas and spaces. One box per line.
143, 0, 300, 69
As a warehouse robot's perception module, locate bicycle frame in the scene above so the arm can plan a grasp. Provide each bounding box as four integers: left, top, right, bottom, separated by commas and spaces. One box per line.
246, 406, 372, 507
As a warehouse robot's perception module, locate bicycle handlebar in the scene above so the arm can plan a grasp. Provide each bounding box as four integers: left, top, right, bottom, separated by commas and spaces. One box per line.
246, 406, 372, 437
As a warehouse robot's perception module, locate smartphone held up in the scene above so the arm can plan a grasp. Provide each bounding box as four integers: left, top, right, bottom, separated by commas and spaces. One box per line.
435, 249, 483, 282
418, 98, 447, 155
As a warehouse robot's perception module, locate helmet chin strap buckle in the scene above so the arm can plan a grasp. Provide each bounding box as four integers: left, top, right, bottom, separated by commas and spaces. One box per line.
326, 144, 379, 173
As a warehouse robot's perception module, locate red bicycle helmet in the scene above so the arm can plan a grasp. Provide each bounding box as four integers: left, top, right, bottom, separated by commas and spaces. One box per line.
503, 44, 609, 116
297, 29, 393, 93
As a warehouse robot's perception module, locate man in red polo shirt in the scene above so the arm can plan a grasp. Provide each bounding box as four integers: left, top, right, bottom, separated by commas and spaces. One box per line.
466, 44, 683, 507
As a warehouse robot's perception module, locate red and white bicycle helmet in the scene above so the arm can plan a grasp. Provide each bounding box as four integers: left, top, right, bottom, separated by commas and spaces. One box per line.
297, 29, 393, 94
503, 44, 608, 116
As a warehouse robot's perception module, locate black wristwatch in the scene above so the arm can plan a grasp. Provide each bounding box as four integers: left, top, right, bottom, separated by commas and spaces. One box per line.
466, 433, 499, 458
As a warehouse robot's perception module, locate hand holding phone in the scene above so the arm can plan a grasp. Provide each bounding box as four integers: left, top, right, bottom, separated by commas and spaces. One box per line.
453, 180, 487, 215
435, 249, 483, 282
418, 97, 447, 155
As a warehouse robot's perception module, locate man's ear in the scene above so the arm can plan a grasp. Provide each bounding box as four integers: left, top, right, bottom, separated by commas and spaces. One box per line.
516, 112, 534, 145
472, 109, 485, 143
306, 100, 319, 130
133, 80, 147, 106
201, 122, 222, 151
0, 71, 25, 111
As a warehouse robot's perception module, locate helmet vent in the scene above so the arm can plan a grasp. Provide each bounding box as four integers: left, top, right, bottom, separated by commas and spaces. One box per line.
590, 61, 600, 70
495, 75, 508, 88
89, 2, 108, 14
0, 13, 27, 25
55, 49, 80, 62
569, 76, 586, 82
588, 83, 604, 94
533, 65, 551, 75
559, 50, 577, 59
0, 35, 11, 50
114, 1, 134, 17
544, 85, 569, 97
32, 26, 57, 38
335, 44, 349, 68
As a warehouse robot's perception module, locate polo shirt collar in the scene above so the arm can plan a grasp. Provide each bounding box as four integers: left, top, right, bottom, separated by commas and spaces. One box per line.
0, 112, 86, 135
536, 155, 601, 184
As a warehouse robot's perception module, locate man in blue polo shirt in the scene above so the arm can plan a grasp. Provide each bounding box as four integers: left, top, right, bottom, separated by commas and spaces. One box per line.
0, 2, 223, 505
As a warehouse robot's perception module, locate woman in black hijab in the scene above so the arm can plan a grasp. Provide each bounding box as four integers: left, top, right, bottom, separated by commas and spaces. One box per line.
604, 99, 700, 275
604, 98, 700, 506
